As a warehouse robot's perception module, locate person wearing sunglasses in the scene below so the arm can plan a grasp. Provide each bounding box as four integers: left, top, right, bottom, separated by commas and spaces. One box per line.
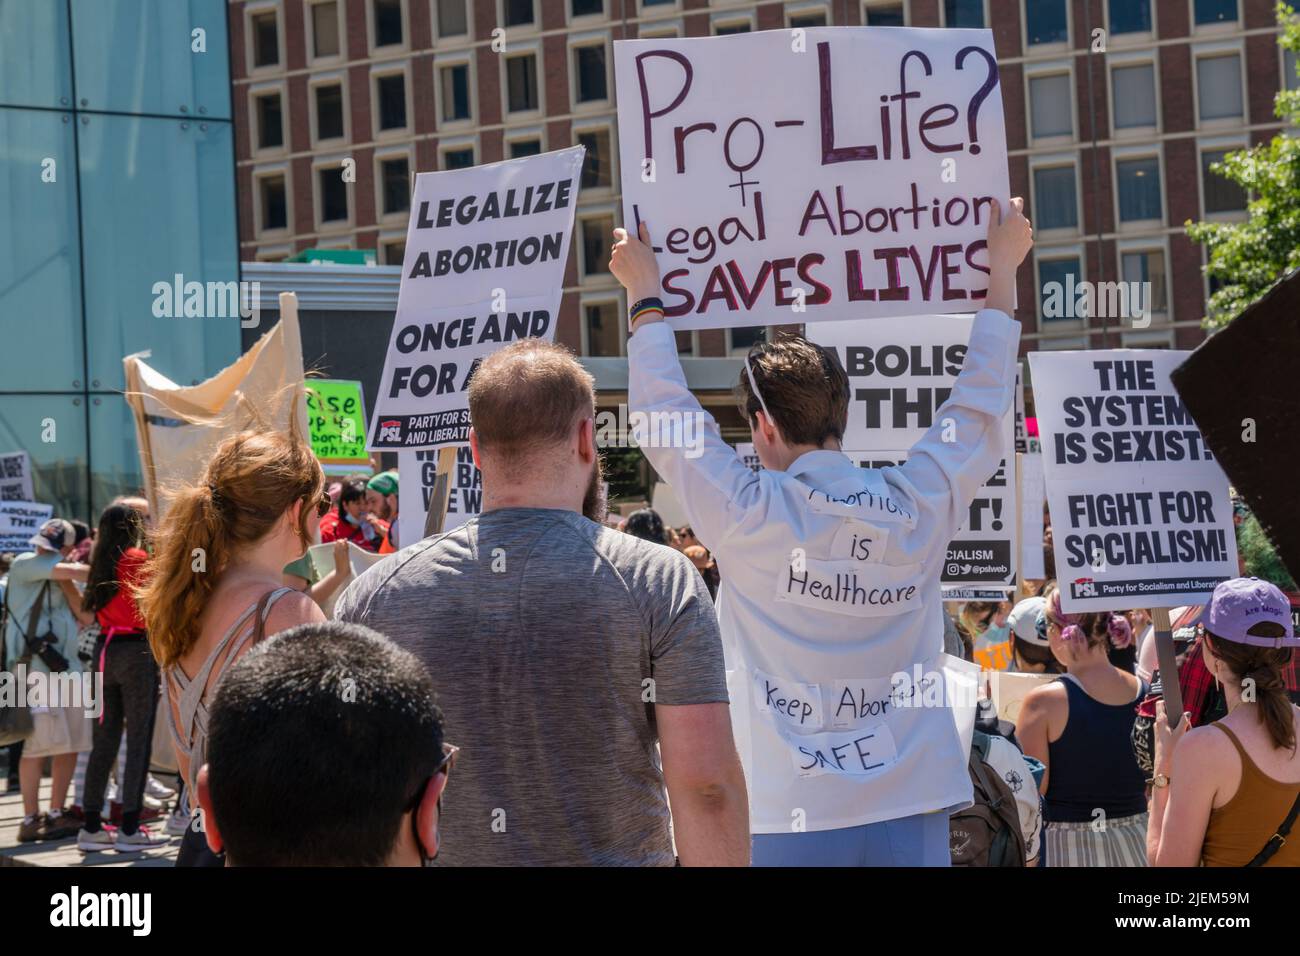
610, 199, 1034, 866
138, 425, 329, 866
196, 621, 452, 866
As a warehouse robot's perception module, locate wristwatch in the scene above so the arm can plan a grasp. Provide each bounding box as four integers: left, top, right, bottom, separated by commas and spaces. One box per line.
1151, 772, 1171, 789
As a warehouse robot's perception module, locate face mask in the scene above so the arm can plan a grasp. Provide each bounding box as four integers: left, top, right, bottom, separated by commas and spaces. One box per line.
982, 623, 1011, 645
344, 512, 360, 526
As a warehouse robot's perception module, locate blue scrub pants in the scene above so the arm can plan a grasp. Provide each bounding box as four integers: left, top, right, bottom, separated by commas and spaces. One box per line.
751, 811, 951, 867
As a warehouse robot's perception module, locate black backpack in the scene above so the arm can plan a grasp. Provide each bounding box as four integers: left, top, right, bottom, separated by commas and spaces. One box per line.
949, 730, 1027, 867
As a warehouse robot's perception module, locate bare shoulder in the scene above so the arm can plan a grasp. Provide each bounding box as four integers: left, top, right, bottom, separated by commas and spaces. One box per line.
266, 588, 326, 634
1022, 679, 1067, 713
1178, 723, 1236, 770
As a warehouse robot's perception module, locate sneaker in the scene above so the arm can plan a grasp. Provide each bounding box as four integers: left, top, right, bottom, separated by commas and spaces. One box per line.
163, 808, 190, 836
18, 814, 46, 843
145, 776, 177, 800
77, 827, 116, 853
143, 793, 164, 811
41, 811, 81, 841
115, 825, 169, 852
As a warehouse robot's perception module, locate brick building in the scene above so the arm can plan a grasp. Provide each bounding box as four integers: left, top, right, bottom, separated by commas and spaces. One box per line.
230, 0, 1295, 364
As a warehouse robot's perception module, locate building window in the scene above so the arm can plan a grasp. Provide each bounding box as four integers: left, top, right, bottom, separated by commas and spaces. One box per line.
1197, 55, 1243, 121
865, 2, 905, 25
574, 45, 608, 102
1108, 0, 1151, 33
380, 156, 410, 214
255, 92, 283, 149
715, 21, 752, 34
1032, 166, 1078, 230
443, 147, 474, 169
506, 54, 539, 112
437, 0, 468, 36
572, 0, 603, 16
1194, 0, 1237, 25
311, 2, 340, 57
577, 128, 612, 188
260, 175, 287, 231
1025, 0, 1067, 45
510, 139, 542, 157
376, 73, 407, 130
1038, 257, 1081, 320
731, 328, 766, 351
790, 11, 827, 27
383, 239, 406, 266
251, 10, 279, 68
1286, 49, 1298, 91
441, 64, 471, 121
373, 0, 404, 46
319, 167, 349, 223
1116, 157, 1162, 222
315, 83, 344, 140
1201, 149, 1246, 213
944, 0, 984, 28
586, 302, 621, 357
1111, 63, 1157, 129
581, 216, 613, 275
504, 0, 534, 27
1029, 73, 1072, 139
1121, 250, 1168, 314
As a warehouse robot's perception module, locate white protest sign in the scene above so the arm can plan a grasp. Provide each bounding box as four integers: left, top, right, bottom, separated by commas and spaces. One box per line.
0, 500, 54, 552
369, 147, 585, 450
1027, 350, 1237, 613
735, 442, 763, 472
398, 446, 483, 546
809, 315, 1015, 590
0, 451, 34, 503
614, 27, 1009, 330
1013, 363, 1028, 454
306, 541, 387, 619
1019, 451, 1046, 580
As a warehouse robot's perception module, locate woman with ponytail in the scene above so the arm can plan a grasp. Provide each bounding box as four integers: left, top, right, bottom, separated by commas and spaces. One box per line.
138, 427, 328, 866
1148, 577, 1300, 866
1017, 586, 1149, 865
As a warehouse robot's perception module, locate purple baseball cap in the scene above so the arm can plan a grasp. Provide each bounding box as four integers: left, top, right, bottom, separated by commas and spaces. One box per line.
1201, 577, 1300, 648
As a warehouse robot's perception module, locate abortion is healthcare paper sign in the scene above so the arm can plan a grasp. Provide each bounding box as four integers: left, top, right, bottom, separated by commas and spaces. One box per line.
614, 27, 1009, 330
1028, 350, 1237, 614
369, 147, 584, 450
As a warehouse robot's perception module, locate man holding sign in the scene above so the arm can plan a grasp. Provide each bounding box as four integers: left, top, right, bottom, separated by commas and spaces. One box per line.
611, 198, 1032, 865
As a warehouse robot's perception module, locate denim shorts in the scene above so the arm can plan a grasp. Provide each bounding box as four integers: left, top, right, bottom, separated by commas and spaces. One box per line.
751, 811, 951, 867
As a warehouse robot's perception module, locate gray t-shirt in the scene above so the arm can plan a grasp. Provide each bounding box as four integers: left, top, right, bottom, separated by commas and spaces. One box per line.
334, 507, 729, 866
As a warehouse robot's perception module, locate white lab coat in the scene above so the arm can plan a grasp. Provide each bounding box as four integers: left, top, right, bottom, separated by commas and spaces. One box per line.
627, 309, 1020, 833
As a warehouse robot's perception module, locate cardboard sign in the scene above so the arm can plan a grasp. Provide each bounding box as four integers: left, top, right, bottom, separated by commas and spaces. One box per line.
398, 445, 483, 546
307, 380, 370, 471
369, 147, 585, 450
305, 541, 387, 619
809, 315, 1015, 590
1028, 350, 1237, 613
613, 27, 1009, 330
0, 451, 34, 503
0, 500, 54, 552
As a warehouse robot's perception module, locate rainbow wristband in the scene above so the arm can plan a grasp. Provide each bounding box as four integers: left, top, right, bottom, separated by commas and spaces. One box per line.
630, 297, 665, 324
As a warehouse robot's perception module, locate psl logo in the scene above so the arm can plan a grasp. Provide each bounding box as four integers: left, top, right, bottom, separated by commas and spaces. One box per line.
1071, 578, 1097, 599
378, 420, 403, 443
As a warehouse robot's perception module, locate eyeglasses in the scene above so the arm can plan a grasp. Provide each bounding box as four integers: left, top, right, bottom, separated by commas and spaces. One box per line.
315, 493, 332, 518
409, 741, 459, 865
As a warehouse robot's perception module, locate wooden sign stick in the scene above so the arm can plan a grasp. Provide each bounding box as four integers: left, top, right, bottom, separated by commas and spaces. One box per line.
1151, 607, 1184, 728
422, 445, 460, 538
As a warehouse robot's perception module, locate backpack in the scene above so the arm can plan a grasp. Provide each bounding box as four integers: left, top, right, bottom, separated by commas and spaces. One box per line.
949, 730, 1027, 867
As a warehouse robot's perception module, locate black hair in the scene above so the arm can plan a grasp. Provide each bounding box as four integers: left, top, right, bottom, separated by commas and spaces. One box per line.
338, 478, 368, 519
82, 505, 144, 615
624, 508, 667, 545
207, 621, 445, 866
1012, 635, 1062, 673
71, 519, 91, 545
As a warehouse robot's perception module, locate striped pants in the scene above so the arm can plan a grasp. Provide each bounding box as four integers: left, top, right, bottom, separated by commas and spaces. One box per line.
1043, 812, 1149, 866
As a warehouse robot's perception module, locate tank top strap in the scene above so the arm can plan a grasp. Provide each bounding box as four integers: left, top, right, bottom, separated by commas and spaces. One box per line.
1212, 721, 1249, 759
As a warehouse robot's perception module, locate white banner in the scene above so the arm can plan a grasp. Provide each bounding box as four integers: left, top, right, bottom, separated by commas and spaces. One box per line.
614, 27, 1009, 330
369, 147, 585, 450
0, 500, 54, 552
809, 315, 1015, 590
0, 451, 34, 503
397, 446, 483, 546
1019, 452, 1046, 580
1027, 350, 1237, 613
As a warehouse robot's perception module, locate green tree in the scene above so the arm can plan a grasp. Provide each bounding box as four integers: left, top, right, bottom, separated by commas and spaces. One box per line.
1187, 3, 1300, 328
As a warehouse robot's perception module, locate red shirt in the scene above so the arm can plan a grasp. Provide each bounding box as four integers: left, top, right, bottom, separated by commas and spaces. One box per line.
319, 511, 386, 552
96, 547, 149, 632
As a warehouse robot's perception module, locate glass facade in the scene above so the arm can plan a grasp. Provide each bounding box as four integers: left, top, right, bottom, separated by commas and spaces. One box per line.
0, 0, 239, 522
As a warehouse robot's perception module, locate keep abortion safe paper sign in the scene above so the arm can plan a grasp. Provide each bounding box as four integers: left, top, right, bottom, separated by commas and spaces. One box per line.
369, 147, 584, 450
1027, 351, 1237, 613
614, 27, 1009, 330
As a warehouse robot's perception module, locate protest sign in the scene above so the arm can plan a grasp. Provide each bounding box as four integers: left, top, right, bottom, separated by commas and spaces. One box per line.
1013, 364, 1028, 454
0, 451, 34, 503
1028, 350, 1237, 614
735, 442, 763, 473
398, 445, 483, 546
809, 315, 1016, 590
307, 380, 370, 472
0, 501, 54, 552
986, 670, 1054, 725
613, 27, 1009, 331
305, 541, 387, 619
369, 148, 585, 451
1019, 452, 1046, 580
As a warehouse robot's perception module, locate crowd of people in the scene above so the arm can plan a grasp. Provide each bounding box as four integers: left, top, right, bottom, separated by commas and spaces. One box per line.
2, 198, 1298, 867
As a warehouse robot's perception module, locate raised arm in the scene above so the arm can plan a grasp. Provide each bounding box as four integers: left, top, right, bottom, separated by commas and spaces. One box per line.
612, 222, 765, 549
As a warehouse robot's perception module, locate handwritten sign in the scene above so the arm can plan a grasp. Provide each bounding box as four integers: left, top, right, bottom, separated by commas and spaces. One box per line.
307, 380, 369, 471
614, 27, 1009, 330
1028, 351, 1237, 613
